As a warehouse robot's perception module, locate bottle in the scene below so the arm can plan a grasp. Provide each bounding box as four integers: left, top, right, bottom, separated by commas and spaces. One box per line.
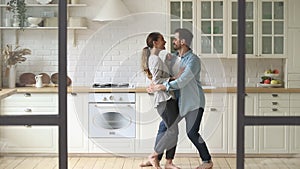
12, 15, 19, 27
4, 11, 12, 27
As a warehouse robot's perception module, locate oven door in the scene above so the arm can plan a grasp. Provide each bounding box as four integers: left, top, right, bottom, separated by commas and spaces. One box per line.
88, 103, 136, 138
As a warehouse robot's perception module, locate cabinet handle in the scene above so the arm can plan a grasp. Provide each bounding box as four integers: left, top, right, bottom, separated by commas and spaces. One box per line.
272, 102, 278, 105
272, 94, 278, 97
210, 108, 217, 111
24, 125, 32, 128
71, 92, 77, 96
24, 93, 31, 97
272, 108, 278, 111
24, 108, 32, 112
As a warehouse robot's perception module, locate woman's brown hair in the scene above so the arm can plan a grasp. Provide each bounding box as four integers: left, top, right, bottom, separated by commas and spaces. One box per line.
141, 32, 162, 80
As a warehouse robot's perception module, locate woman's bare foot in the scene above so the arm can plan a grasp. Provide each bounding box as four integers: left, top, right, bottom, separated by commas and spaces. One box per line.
139, 161, 152, 167
165, 163, 181, 169
148, 154, 161, 169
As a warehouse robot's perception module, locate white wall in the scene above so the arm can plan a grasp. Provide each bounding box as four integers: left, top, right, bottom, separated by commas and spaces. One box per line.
1, 0, 284, 87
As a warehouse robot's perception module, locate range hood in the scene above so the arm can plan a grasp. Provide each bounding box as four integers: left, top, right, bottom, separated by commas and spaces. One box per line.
93, 0, 130, 21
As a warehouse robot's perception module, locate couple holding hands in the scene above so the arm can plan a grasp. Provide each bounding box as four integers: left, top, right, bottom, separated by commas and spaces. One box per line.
140, 28, 213, 169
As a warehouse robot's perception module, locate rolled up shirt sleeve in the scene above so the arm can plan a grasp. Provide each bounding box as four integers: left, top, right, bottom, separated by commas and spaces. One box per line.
163, 57, 199, 91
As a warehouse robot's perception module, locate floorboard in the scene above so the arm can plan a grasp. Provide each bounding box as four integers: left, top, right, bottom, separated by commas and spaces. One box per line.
0, 156, 299, 169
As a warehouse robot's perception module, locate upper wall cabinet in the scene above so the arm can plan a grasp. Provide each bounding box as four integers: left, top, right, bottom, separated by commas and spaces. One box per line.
229, 0, 287, 58
169, 0, 227, 58
288, 0, 300, 28
169, 0, 194, 53
168, 0, 287, 58
197, 0, 227, 58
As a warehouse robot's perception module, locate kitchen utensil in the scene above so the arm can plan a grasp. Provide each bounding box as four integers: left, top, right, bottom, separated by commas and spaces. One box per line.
35, 74, 43, 88
51, 73, 72, 86
19, 73, 36, 85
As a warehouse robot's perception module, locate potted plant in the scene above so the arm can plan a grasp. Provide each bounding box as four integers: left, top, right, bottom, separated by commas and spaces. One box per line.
7, 0, 27, 28
1, 44, 31, 88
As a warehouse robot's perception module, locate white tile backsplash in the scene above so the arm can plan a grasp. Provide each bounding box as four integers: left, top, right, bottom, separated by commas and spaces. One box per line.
1, 0, 285, 87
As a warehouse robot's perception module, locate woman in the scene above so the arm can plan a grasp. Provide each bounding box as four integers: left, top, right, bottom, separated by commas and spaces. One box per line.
140, 32, 181, 169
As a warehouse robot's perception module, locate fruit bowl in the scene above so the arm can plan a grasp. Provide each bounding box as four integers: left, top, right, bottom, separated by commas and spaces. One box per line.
27, 17, 43, 27
258, 83, 282, 88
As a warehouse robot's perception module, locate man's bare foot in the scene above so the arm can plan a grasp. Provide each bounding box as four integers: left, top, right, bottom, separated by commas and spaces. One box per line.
195, 160, 213, 169
165, 163, 181, 169
139, 161, 152, 167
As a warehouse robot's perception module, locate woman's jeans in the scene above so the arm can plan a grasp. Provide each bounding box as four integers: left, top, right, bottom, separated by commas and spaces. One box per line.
154, 98, 179, 159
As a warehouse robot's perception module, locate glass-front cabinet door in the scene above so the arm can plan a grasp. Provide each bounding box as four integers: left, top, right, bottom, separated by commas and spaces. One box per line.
259, 0, 285, 58
169, 0, 194, 53
230, 0, 286, 58
197, 0, 226, 58
230, 0, 257, 58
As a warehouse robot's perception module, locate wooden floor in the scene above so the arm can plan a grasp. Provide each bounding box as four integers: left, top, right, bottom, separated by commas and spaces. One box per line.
0, 156, 299, 169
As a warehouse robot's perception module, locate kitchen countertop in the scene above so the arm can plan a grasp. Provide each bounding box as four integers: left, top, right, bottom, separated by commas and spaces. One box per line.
7, 86, 300, 93
0, 89, 17, 99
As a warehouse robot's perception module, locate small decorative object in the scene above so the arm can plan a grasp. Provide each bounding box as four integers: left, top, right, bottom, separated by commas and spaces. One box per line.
35, 74, 43, 88
71, 0, 79, 4
36, 0, 52, 5
27, 17, 43, 27
7, 0, 27, 29
2, 44, 31, 88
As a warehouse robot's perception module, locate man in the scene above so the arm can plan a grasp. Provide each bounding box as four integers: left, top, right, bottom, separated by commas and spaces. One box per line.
148, 28, 213, 169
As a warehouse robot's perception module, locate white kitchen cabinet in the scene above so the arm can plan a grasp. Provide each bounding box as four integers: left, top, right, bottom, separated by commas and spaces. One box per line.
0, 93, 58, 153
135, 93, 195, 153
169, 0, 194, 54
67, 92, 89, 153
135, 93, 160, 153
196, 0, 227, 58
229, 0, 287, 58
201, 93, 228, 153
289, 93, 300, 153
258, 93, 289, 153
287, 29, 300, 88
288, 0, 300, 28
228, 93, 259, 154
168, 0, 226, 58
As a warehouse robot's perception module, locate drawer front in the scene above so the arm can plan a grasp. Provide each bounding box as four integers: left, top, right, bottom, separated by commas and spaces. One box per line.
290, 100, 300, 108
259, 93, 289, 100
1, 93, 58, 107
290, 93, 300, 100
1, 107, 58, 115
259, 108, 289, 116
205, 93, 227, 107
259, 100, 289, 108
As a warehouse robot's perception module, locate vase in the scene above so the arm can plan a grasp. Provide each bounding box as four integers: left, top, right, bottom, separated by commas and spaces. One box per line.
8, 65, 17, 88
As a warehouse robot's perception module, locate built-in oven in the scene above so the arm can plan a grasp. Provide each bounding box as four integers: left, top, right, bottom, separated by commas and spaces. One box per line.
88, 92, 136, 138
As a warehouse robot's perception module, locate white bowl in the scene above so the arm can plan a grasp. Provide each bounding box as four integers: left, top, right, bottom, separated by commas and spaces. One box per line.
36, 0, 52, 5
27, 17, 43, 27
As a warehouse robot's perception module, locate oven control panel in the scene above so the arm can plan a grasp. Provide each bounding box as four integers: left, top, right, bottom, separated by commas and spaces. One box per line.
88, 93, 135, 103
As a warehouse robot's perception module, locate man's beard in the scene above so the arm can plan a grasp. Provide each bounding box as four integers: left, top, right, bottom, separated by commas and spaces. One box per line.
173, 44, 180, 50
